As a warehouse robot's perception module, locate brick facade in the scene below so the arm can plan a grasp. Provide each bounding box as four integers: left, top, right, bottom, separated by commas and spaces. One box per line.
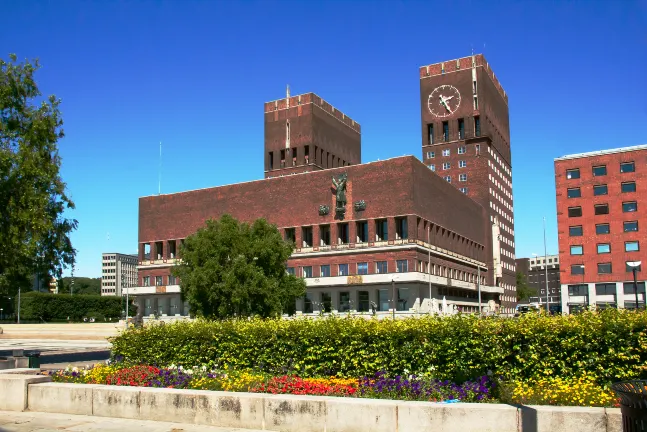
555, 145, 647, 312
419, 54, 517, 313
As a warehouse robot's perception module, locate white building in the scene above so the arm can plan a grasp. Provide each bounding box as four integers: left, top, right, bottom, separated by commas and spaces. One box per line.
101, 253, 138, 296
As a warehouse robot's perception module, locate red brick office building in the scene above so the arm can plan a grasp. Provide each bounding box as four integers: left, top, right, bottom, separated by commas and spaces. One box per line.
555, 145, 647, 313
126, 55, 515, 318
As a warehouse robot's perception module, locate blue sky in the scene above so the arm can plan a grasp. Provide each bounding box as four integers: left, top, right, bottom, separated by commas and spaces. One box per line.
2, 1, 646, 278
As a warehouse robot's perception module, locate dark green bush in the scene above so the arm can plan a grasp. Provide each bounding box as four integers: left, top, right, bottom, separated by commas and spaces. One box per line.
110, 309, 647, 383
19, 292, 137, 321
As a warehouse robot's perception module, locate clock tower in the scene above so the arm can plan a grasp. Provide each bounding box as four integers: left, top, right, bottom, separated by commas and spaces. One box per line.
419, 54, 517, 313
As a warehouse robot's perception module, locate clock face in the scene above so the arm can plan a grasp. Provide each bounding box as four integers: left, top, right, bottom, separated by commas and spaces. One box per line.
427, 85, 461, 118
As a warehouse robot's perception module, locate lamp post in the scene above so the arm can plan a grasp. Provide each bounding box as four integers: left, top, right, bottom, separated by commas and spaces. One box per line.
477, 265, 482, 316
70, 264, 75, 296
543, 217, 549, 313
17, 288, 21, 324
627, 261, 642, 310
391, 278, 395, 319
1, 308, 3, 320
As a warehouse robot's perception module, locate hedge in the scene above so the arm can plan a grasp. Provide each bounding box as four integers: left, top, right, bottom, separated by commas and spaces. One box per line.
111, 309, 647, 383
19, 292, 136, 321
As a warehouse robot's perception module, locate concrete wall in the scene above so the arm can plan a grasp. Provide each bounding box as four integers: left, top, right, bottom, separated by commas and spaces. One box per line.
0, 375, 622, 432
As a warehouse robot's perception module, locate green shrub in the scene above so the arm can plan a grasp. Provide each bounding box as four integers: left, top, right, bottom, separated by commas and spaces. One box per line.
110, 309, 647, 383
19, 292, 137, 321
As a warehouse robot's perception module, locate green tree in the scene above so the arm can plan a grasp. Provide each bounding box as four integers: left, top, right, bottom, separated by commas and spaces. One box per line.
516, 270, 536, 301
172, 214, 306, 319
57, 277, 101, 295
0, 54, 77, 297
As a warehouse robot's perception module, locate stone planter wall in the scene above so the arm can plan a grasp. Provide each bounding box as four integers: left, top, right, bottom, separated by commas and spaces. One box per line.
0, 374, 621, 432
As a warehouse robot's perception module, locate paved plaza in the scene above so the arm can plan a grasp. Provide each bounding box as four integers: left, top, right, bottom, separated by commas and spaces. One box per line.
0, 411, 266, 432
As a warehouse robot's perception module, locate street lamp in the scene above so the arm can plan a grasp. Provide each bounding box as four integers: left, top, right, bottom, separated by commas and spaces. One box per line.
542, 217, 549, 313
1, 308, 3, 320
627, 261, 642, 310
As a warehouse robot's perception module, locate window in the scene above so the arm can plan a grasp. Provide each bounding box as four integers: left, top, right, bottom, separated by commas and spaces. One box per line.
458, 145, 466, 154
570, 245, 583, 255
568, 207, 582, 217
596, 283, 616, 295
427, 124, 434, 145
376, 219, 388, 241
444, 175, 451, 183
428, 164, 436, 171
459, 187, 468, 194
474, 116, 481, 136
302, 266, 313, 278
567, 188, 581, 198
623, 201, 637, 212
566, 169, 580, 179
624, 221, 638, 232
338, 223, 349, 244
143, 276, 150, 286
358, 291, 369, 312
620, 161, 635, 173
475, 144, 480, 155
593, 165, 607, 176
378, 289, 390, 311
303, 293, 313, 313
168, 275, 177, 285
595, 224, 610, 235
302, 227, 313, 247
397, 287, 409, 311
426, 151, 435, 159
459, 160, 467, 168
320, 265, 330, 277
626, 262, 642, 272
321, 292, 331, 313
338, 264, 349, 276
357, 262, 368, 275
569, 226, 583, 236
597, 263, 612, 274
568, 284, 588, 296
442, 149, 450, 157
593, 184, 608, 196
621, 182, 636, 193
571, 264, 585, 275
597, 243, 610, 254
168, 240, 176, 258
396, 259, 408, 273
320, 225, 331, 246
376, 261, 388, 274
442, 162, 451, 170
624, 282, 646, 294
594, 204, 609, 215
339, 292, 351, 312
625, 241, 640, 252
395, 217, 408, 239
284, 228, 295, 243
286, 267, 295, 275
458, 119, 465, 140
356, 221, 368, 243
459, 174, 467, 182
442, 121, 449, 141
155, 276, 163, 286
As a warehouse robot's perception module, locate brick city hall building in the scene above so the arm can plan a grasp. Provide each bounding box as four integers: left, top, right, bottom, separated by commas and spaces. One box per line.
125, 54, 518, 319
555, 145, 647, 314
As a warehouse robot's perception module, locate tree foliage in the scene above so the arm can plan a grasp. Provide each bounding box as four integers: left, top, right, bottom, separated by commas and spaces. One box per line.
172, 215, 306, 319
516, 270, 535, 301
0, 54, 77, 296
58, 277, 101, 295
19, 291, 134, 321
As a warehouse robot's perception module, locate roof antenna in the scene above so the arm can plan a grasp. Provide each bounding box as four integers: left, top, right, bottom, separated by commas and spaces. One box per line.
158, 141, 162, 195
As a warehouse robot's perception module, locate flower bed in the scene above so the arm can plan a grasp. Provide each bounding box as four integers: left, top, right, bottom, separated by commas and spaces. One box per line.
49, 363, 618, 407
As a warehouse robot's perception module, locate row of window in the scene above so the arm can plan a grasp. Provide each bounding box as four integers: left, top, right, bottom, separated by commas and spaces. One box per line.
426, 146, 468, 159
570, 241, 640, 255
570, 262, 643, 276
568, 282, 645, 296
566, 162, 636, 179
568, 201, 637, 217
268, 145, 349, 171
142, 275, 178, 286
426, 117, 480, 145
286, 218, 408, 247
288, 260, 485, 284
567, 181, 636, 198
569, 221, 638, 236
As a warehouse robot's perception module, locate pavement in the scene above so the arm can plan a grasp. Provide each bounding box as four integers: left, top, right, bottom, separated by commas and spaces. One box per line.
0, 323, 119, 367
0, 411, 267, 432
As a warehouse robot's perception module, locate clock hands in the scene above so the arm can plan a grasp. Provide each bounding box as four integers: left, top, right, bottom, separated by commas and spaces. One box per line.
439, 95, 453, 113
